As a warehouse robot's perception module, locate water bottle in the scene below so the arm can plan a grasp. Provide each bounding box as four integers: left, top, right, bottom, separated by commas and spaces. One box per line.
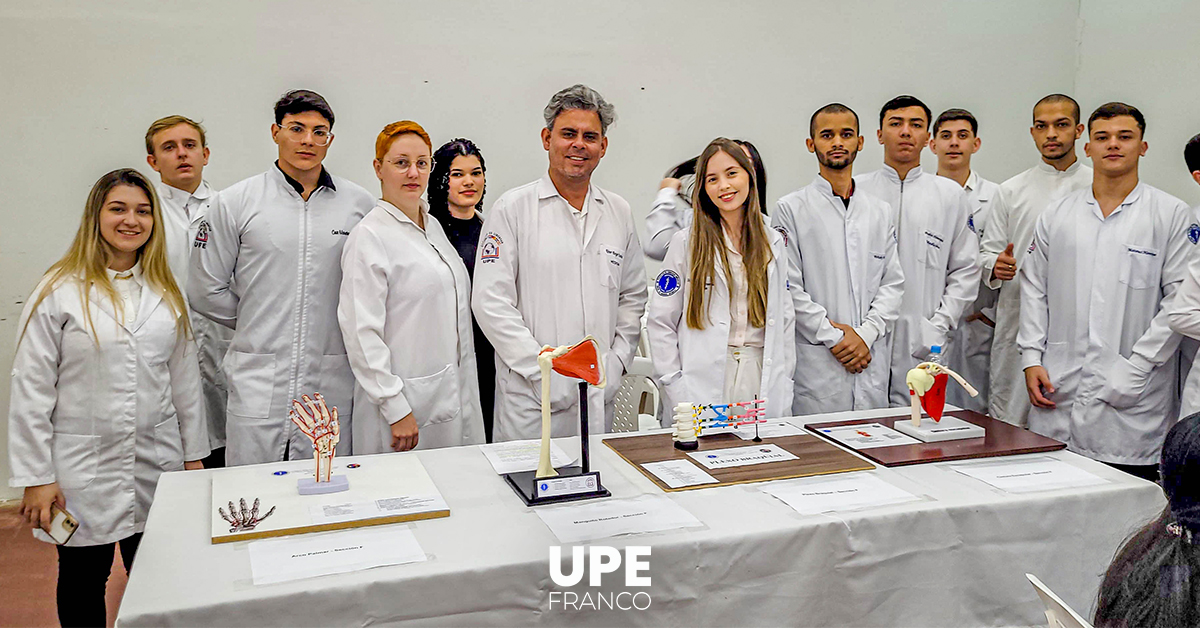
929, 345, 944, 366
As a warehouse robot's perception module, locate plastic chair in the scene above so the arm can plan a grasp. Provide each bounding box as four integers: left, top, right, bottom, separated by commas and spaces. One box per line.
1025, 573, 1093, 628
612, 356, 659, 433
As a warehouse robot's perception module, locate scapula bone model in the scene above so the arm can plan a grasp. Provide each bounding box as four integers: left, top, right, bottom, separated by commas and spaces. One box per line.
905, 362, 978, 426
536, 336, 606, 479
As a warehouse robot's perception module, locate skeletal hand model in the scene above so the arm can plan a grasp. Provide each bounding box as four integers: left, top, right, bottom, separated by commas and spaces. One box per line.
218, 497, 276, 533
672, 399, 766, 450
536, 336, 606, 479
905, 362, 978, 426
289, 393, 341, 483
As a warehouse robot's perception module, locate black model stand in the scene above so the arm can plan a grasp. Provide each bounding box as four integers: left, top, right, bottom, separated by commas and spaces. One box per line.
504, 382, 611, 506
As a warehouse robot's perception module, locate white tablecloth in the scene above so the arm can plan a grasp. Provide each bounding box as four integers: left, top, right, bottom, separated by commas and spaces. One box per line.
116, 408, 1164, 627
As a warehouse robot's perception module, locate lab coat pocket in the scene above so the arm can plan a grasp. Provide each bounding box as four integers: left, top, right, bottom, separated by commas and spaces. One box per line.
403, 364, 461, 428
153, 416, 185, 471
1120, 245, 1160, 290
866, 251, 887, 293
318, 354, 355, 422
51, 433, 99, 490
921, 230, 948, 270
794, 343, 839, 403
226, 351, 275, 418
910, 318, 944, 360
1097, 354, 1152, 410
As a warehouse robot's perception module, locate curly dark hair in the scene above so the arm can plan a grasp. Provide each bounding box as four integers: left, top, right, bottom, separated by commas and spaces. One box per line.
429, 138, 486, 221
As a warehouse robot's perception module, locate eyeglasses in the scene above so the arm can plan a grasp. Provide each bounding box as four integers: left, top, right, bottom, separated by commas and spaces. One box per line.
392, 158, 431, 172
279, 123, 333, 146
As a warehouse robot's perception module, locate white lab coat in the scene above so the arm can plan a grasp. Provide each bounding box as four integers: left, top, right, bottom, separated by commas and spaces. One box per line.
1019, 183, 1191, 465
157, 181, 234, 450
472, 176, 648, 441
189, 166, 374, 465
1166, 212, 1200, 418
339, 200, 485, 454
855, 166, 981, 405
771, 176, 904, 415
646, 227, 796, 418
7, 274, 209, 546
946, 171, 1001, 413
980, 161, 1092, 425
645, 186, 693, 261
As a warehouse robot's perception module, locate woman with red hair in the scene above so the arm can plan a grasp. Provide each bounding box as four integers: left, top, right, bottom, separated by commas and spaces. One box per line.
338, 121, 485, 453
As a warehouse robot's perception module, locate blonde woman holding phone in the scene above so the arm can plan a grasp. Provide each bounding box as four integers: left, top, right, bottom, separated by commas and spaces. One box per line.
8, 168, 208, 627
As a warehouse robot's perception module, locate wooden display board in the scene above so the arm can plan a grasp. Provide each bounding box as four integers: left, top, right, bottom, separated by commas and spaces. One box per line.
604, 432, 874, 492
210, 454, 449, 544
805, 409, 1066, 467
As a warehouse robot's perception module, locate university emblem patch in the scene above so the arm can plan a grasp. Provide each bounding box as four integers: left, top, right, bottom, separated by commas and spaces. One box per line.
480, 232, 503, 263
1188, 223, 1200, 245
655, 270, 681, 297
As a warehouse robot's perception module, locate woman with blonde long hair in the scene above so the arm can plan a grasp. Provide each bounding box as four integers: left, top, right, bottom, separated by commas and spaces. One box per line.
8, 168, 209, 627
647, 138, 796, 418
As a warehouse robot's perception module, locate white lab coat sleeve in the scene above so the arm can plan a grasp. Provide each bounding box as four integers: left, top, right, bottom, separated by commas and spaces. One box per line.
169, 326, 210, 462
611, 217, 649, 376
338, 227, 412, 423
1017, 214, 1051, 370
471, 196, 542, 380
770, 200, 843, 348
646, 231, 688, 395
860, 222, 904, 349
7, 284, 64, 487
1124, 204, 1190, 371
980, 187, 1011, 290
188, 192, 240, 329
929, 190, 982, 339
644, 188, 688, 261
1168, 254, 1200, 340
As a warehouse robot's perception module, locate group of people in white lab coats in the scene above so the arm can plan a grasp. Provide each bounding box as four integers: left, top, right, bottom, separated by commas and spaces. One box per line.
9, 83, 1200, 625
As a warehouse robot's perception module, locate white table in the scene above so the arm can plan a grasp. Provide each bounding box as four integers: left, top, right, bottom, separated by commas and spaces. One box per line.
116, 408, 1164, 627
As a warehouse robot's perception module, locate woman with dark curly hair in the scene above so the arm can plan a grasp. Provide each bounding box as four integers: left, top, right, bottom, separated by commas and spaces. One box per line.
1094, 412, 1200, 627
429, 138, 496, 442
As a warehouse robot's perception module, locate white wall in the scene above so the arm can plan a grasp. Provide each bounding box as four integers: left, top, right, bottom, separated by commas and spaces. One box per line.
3, 0, 1186, 499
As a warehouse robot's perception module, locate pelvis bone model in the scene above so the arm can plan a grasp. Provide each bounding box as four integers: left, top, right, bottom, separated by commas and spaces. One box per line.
536, 336, 606, 479
905, 362, 978, 426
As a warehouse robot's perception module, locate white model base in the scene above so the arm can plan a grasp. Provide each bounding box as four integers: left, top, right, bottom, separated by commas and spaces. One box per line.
893, 416, 985, 443
297, 474, 349, 495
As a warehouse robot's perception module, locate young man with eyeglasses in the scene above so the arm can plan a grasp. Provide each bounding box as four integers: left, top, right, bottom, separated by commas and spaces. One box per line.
190, 90, 374, 466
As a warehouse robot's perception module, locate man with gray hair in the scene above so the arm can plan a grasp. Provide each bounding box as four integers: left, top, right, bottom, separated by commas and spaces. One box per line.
472, 84, 648, 441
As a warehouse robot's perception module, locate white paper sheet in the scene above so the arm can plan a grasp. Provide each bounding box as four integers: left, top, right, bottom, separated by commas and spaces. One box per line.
248, 526, 427, 585
947, 456, 1109, 493
686, 444, 798, 470
641, 459, 720, 488
813, 423, 921, 449
733, 421, 806, 440
761, 472, 919, 515
479, 439, 575, 475
308, 494, 449, 525
535, 494, 703, 543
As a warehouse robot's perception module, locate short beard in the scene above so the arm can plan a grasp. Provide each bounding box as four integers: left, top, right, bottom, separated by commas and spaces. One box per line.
1040, 144, 1072, 160
817, 152, 855, 170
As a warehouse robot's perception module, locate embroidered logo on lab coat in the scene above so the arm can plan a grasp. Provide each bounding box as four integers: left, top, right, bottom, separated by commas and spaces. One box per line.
1188, 223, 1200, 245
967, 214, 976, 234
480, 232, 503, 263
193, 220, 209, 249
655, 270, 681, 296
773, 225, 789, 246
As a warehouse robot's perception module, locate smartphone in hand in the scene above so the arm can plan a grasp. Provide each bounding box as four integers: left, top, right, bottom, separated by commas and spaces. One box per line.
47, 504, 79, 545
